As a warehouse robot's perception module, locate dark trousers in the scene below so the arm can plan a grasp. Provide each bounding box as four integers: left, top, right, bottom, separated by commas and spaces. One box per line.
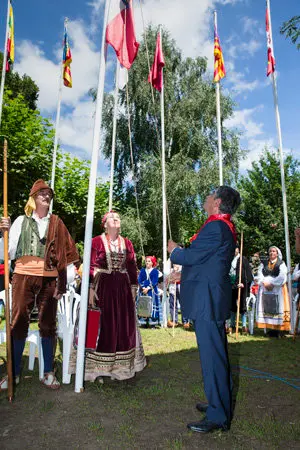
169, 287, 189, 324
194, 317, 232, 426
11, 273, 58, 339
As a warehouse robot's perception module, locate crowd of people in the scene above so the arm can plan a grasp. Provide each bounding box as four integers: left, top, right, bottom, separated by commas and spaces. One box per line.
0, 180, 299, 434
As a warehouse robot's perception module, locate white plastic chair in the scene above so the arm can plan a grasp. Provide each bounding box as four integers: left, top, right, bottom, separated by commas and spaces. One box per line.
57, 288, 80, 384
246, 293, 256, 335
292, 293, 300, 334
0, 287, 44, 379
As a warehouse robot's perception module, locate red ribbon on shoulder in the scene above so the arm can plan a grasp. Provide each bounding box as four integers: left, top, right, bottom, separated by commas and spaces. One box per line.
189, 214, 237, 243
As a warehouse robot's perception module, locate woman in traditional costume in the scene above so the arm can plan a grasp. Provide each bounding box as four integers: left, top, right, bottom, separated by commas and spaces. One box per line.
138, 256, 162, 326
255, 246, 290, 336
83, 211, 146, 381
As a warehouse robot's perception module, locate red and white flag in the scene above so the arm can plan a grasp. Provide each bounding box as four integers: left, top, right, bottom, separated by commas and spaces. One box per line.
105, 0, 139, 70
148, 31, 165, 92
266, 4, 275, 76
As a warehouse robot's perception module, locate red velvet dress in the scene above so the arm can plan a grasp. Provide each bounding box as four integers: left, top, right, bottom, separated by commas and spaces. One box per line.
84, 233, 146, 381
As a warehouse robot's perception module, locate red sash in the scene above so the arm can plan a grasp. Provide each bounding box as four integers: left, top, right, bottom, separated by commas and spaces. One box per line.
0, 264, 4, 276
190, 214, 237, 243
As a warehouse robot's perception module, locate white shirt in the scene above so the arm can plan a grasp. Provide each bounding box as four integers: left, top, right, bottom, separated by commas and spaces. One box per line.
0, 212, 50, 260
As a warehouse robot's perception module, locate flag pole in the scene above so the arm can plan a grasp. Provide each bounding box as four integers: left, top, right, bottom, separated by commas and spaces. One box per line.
267, 0, 293, 330
214, 11, 223, 186
0, 0, 11, 129
49, 64, 63, 206
49, 18, 66, 212
74, 0, 110, 393
3, 137, 13, 401
108, 60, 120, 211
160, 27, 167, 328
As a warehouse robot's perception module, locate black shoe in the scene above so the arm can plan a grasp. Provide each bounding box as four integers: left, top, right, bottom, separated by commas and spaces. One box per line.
187, 418, 229, 433
196, 402, 209, 413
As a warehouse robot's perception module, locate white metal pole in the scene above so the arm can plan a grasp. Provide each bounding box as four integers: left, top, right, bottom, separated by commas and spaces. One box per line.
214, 11, 223, 186
108, 60, 120, 211
75, 0, 110, 393
0, 0, 11, 129
160, 28, 167, 328
267, 0, 293, 331
49, 63, 64, 212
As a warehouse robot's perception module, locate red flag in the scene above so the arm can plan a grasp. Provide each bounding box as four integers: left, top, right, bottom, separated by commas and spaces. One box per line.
106, 0, 139, 70
266, 6, 275, 76
148, 32, 165, 92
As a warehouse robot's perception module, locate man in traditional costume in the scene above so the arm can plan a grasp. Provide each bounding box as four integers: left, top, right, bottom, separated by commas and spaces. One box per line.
168, 186, 241, 433
0, 179, 79, 389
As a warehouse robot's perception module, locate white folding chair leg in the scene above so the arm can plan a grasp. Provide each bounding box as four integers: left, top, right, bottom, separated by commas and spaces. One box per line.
62, 332, 71, 384
38, 338, 44, 380
28, 342, 37, 371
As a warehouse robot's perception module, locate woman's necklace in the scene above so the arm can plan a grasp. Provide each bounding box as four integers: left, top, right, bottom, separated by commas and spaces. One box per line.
107, 235, 121, 253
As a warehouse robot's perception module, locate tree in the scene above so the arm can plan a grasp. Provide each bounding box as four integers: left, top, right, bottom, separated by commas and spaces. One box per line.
0, 91, 55, 216
237, 150, 300, 262
100, 26, 243, 256
0, 91, 109, 246
280, 16, 300, 49
0, 52, 39, 109
53, 153, 109, 242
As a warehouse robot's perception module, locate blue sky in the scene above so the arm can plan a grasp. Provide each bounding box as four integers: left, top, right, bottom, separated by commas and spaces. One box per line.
0, 0, 299, 177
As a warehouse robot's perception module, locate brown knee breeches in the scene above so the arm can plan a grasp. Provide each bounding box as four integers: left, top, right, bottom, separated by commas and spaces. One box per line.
11, 273, 58, 339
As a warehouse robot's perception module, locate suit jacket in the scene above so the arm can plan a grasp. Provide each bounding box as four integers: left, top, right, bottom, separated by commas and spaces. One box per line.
170, 220, 235, 322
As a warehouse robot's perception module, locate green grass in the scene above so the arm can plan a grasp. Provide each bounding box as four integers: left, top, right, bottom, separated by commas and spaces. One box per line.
0, 324, 300, 449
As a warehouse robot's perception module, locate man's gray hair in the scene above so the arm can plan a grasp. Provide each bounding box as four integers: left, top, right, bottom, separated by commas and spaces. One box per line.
215, 186, 241, 215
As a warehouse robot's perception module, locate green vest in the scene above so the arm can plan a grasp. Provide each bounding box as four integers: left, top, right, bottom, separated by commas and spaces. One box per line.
15, 216, 49, 260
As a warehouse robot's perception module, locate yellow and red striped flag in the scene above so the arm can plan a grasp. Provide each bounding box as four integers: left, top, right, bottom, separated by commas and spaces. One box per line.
63, 26, 72, 88
213, 25, 225, 83
6, 1, 14, 72
266, 5, 275, 76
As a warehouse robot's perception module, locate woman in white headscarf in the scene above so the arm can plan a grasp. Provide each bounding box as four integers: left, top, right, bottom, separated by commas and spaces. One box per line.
255, 246, 290, 336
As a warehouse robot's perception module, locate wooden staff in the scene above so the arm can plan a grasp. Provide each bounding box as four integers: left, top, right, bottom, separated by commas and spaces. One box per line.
235, 231, 244, 339
3, 138, 13, 401
293, 297, 300, 341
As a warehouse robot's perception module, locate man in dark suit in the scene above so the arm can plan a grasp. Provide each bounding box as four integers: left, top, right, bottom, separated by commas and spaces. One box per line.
168, 186, 241, 433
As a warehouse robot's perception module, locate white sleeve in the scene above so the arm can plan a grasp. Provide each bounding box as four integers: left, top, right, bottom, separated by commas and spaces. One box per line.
9, 216, 24, 260
292, 264, 300, 281
164, 258, 171, 275
255, 263, 264, 285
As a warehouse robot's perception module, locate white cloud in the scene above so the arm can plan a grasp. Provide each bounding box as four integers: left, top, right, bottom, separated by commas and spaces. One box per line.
15, 20, 100, 113
224, 106, 265, 139
89, 0, 237, 72
239, 137, 275, 171
13, 20, 105, 163
242, 16, 264, 36
226, 38, 262, 60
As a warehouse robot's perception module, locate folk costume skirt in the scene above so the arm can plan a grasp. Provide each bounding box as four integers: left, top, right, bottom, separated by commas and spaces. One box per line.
70, 271, 146, 381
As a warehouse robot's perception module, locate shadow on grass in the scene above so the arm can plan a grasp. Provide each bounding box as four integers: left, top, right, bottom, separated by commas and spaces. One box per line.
0, 329, 300, 449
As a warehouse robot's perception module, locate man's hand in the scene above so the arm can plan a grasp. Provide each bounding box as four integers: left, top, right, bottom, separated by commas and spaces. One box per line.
0, 217, 11, 233
263, 281, 274, 291
167, 272, 181, 283
142, 287, 149, 295
53, 287, 63, 300
168, 239, 179, 254
237, 283, 244, 288
89, 287, 96, 307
